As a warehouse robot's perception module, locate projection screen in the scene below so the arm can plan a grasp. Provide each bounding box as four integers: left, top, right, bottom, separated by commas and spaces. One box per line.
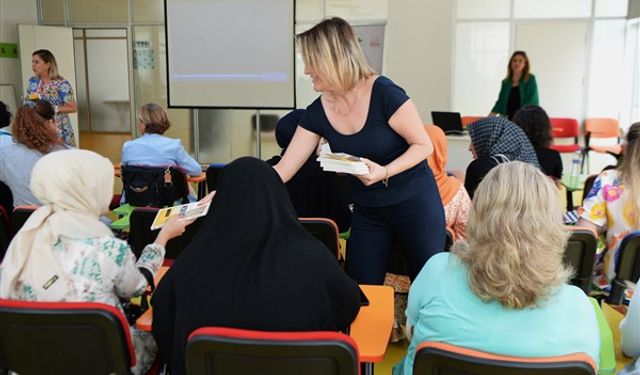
165, 0, 295, 109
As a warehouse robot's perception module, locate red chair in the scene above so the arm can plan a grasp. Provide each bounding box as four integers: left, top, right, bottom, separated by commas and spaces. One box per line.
0, 205, 12, 261
549, 118, 581, 153
186, 327, 360, 375
413, 341, 596, 374
11, 205, 38, 233
0, 300, 135, 375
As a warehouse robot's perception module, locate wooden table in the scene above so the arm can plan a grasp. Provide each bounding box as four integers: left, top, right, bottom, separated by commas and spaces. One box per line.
136, 281, 394, 374
602, 302, 633, 372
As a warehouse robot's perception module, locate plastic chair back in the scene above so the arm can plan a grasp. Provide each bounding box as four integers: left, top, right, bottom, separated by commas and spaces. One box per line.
607, 231, 640, 304
563, 226, 598, 294
299, 217, 340, 260
549, 118, 581, 153
413, 341, 596, 375
461, 116, 484, 127
11, 205, 37, 233
186, 327, 360, 375
128, 207, 203, 262
0, 205, 12, 261
0, 300, 135, 375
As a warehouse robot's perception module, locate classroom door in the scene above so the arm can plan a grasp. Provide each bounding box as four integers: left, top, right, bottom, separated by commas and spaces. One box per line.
515, 22, 588, 120
18, 25, 78, 141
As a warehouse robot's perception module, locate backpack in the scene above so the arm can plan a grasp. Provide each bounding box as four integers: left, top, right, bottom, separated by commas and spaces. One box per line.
121, 165, 189, 207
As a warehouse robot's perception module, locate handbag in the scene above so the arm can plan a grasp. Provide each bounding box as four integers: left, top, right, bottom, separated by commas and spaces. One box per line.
121, 267, 155, 326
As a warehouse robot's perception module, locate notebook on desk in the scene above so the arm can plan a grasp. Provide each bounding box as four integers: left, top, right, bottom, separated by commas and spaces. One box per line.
431, 111, 465, 135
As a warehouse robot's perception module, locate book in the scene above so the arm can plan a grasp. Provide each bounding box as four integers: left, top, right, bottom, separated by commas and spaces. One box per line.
150, 201, 211, 230
317, 152, 370, 175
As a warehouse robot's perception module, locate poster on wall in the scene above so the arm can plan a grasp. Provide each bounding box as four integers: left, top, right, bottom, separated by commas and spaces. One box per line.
353, 24, 385, 73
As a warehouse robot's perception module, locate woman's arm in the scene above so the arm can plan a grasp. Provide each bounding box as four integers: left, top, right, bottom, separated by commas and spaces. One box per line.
357, 99, 433, 186
575, 218, 604, 235
620, 277, 640, 357
56, 100, 77, 114
273, 126, 321, 183
56, 80, 77, 114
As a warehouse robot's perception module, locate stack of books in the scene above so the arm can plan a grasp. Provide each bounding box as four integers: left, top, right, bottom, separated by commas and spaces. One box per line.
317, 152, 369, 175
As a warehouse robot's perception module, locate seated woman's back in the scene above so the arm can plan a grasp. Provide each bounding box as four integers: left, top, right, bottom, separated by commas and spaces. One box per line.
122, 103, 201, 177
464, 117, 539, 198
0, 101, 65, 206
152, 157, 361, 375
397, 161, 599, 375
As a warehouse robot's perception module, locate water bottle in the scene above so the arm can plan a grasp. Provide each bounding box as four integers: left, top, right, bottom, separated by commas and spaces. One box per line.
569, 150, 582, 187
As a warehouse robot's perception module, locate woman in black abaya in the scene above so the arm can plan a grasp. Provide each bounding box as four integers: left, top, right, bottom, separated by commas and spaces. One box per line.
152, 157, 361, 375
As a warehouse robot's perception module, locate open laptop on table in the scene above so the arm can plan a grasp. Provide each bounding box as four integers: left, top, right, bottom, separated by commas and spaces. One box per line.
431, 111, 465, 135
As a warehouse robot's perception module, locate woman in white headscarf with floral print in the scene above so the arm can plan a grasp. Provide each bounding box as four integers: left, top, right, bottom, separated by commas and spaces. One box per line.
0, 149, 194, 374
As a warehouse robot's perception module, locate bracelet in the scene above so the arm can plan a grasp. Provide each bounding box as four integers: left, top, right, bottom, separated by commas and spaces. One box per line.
382, 166, 389, 187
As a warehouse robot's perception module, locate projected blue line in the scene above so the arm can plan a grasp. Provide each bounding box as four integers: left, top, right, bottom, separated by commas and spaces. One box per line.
173, 72, 288, 81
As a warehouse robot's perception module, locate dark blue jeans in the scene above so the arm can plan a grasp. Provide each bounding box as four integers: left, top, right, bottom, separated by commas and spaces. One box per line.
345, 190, 446, 285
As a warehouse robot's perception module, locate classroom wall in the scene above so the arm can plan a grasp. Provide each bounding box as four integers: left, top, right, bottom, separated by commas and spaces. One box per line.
385, 0, 455, 123
0, 0, 38, 110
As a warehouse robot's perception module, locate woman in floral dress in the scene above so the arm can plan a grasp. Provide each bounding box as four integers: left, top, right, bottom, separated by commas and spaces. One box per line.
578, 122, 640, 286
26, 49, 77, 146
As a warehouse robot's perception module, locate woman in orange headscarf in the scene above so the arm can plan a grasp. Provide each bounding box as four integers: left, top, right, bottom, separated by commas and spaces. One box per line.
425, 125, 471, 240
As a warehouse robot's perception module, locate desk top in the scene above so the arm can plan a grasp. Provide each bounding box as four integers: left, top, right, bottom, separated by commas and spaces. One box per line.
602, 302, 633, 372
136, 281, 394, 363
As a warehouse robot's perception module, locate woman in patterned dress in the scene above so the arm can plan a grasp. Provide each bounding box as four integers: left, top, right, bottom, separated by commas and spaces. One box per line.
577, 122, 640, 287
0, 149, 195, 374
26, 49, 77, 146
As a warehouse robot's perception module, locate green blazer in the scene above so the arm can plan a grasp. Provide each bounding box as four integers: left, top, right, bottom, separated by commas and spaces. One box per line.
491, 74, 539, 115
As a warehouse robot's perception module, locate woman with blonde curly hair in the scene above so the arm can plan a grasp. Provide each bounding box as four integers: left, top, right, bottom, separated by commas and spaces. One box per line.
0, 101, 65, 206
394, 161, 600, 375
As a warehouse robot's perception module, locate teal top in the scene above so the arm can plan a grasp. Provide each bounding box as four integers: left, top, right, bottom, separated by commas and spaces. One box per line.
394, 252, 600, 375
491, 74, 539, 116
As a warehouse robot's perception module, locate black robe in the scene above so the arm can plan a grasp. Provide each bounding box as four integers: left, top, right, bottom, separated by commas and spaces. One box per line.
152, 157, 361, 375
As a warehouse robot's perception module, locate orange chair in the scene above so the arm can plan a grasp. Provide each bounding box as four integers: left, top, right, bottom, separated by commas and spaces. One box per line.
299, 217, 341, 260
413, 341, 596, 374
549, 118, 581, 153
461, 116, 484, 128
186, 327, 360, 375
583, 118, 622, 171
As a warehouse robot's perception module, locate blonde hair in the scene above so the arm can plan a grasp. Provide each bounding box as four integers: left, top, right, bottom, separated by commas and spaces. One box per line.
33, 49, 60, 80
452, 161, 571, 309
296, 17, 374, 92
619, 122, 640, 229
138, 103, 170, 134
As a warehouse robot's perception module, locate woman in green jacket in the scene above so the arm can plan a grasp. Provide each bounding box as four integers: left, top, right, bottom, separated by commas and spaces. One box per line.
490, 51, 539, 120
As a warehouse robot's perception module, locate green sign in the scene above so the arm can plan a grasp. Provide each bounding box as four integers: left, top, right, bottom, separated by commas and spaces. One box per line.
0, 43, 18, 58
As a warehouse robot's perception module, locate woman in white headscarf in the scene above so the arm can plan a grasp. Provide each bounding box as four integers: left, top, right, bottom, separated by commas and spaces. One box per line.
0, 149, 194, 375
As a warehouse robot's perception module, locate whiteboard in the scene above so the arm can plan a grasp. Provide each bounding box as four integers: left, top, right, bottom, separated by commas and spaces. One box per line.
0, 84, 18, 116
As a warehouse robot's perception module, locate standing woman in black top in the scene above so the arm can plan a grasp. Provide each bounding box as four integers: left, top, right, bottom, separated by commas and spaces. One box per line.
490, 51, 539, 120
512, 105, 563, 180
273, 17, 445, 284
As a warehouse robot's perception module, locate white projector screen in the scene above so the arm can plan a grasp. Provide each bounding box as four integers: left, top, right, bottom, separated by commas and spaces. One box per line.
165, 0, 295, 109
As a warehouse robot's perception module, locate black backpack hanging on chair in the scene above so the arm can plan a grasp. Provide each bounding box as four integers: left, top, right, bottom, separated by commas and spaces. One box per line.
121, 165, 189, 207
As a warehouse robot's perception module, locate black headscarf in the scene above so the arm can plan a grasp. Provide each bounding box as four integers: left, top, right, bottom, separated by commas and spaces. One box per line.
152, 157, 361, 375
468, 117, 540, 167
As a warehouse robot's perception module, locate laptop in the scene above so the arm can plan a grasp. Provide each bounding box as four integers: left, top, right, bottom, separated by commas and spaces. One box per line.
431, 111, 465, 135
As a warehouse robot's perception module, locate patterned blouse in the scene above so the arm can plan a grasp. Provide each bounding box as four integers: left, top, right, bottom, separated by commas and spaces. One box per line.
13, 235, 164, 315
445, 186, 471, 241
580, 169, 637, 285
26, 76, 76, 146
